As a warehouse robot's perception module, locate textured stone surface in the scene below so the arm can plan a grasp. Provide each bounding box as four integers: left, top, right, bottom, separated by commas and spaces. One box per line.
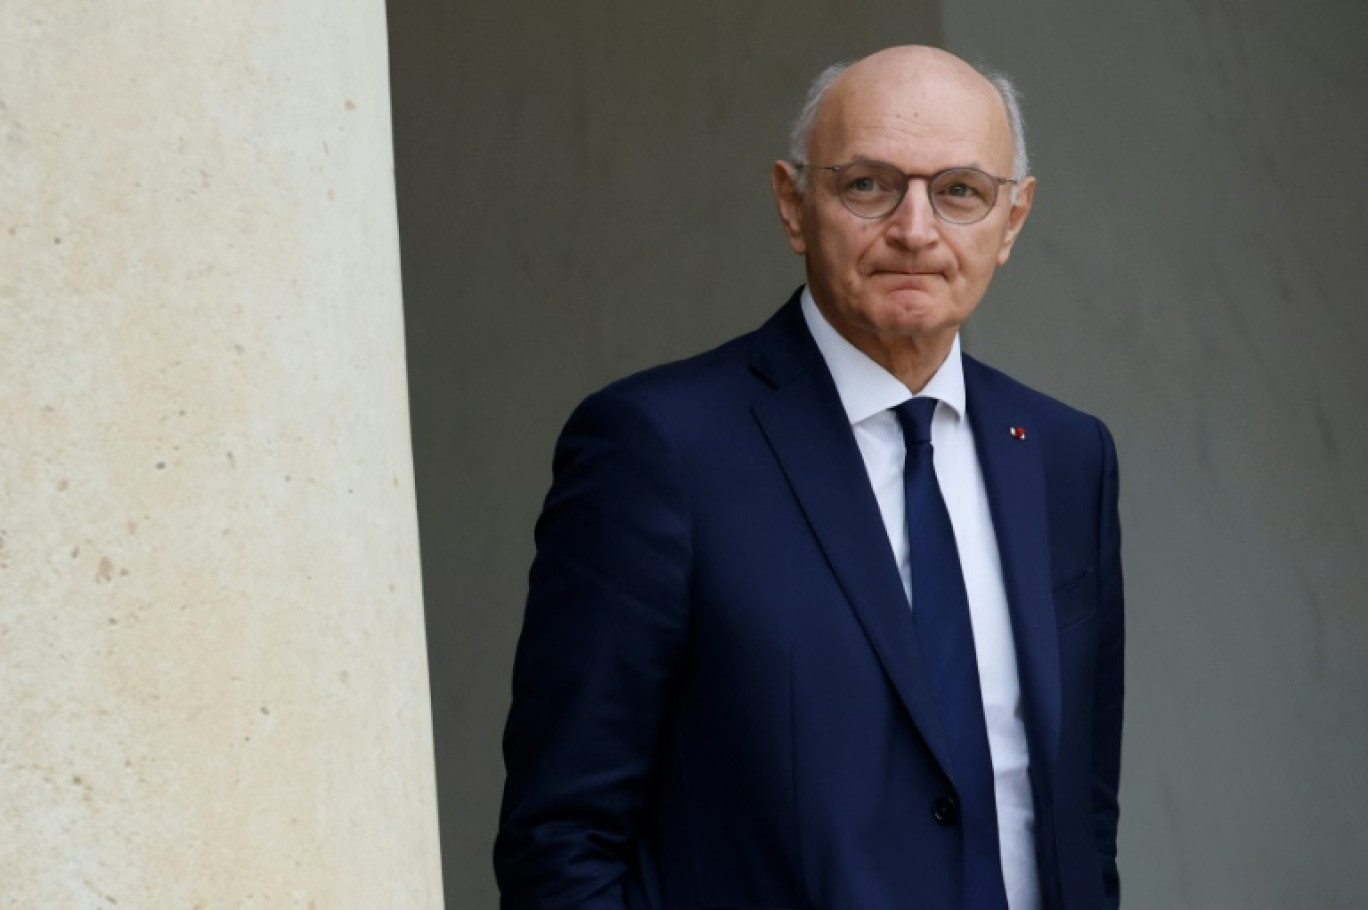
0, 2, 442, 906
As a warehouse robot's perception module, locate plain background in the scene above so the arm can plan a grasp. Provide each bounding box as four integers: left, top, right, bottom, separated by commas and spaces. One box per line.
387, 1, 1368, 906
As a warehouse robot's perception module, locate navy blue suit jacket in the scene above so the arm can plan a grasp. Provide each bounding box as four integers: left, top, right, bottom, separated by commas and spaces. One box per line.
497, 293, 1124, 909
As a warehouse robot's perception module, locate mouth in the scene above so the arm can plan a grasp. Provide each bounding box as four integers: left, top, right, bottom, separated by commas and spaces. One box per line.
871, 269, 944, 286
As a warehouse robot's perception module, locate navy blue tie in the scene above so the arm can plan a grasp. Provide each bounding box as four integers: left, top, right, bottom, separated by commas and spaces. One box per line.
894, 398, 1007, 910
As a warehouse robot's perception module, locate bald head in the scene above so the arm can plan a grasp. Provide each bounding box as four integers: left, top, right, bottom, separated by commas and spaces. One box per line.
769, 44, 1038, 390
788, 47, 1029, 187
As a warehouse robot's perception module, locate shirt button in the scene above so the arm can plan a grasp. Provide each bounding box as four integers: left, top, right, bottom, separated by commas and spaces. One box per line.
932, 796, 959, 825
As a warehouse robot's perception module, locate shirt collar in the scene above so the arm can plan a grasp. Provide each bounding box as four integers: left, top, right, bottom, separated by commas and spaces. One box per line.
800, 286, 966, 425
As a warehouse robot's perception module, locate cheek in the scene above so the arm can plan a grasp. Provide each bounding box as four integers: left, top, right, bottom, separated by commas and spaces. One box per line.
817, 230, 877, 276
804, 203, 874, 260
954, 237, 1000, 282
806, 228, 853, 275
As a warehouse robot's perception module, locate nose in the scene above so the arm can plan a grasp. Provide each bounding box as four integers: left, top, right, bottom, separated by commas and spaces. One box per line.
884, 179, 940, 249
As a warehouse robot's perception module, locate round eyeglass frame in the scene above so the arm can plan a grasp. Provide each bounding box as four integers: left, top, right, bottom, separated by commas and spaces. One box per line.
795, 160, 1018, 224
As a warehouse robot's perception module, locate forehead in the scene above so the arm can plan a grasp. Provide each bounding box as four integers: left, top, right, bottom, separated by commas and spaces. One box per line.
814, 62, 1012, 171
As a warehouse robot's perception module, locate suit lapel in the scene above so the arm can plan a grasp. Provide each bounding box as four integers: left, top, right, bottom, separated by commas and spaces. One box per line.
964, 358, 1063, 784
747, 299, 955, 774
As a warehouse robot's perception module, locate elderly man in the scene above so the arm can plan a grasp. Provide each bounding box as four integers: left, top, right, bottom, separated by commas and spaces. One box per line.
496, 46, 1123, 910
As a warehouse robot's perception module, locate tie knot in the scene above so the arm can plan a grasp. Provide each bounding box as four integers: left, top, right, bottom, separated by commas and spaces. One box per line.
893, 397, 938, 446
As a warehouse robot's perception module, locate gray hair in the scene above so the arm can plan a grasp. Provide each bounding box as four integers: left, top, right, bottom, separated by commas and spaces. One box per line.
788, 62, 850, 189
979, 67, 1031, 182
786, 58, 1031, 194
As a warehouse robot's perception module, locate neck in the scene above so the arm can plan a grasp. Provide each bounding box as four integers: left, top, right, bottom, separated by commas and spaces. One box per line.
845, 328, 956, 393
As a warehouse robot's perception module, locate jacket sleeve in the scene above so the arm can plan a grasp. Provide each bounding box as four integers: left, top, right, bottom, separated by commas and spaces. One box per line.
494, 386, 692, 910
1090, 417, 1125, 909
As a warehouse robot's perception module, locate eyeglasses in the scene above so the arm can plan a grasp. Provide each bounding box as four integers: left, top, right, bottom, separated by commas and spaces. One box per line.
795, 160, 1017, 224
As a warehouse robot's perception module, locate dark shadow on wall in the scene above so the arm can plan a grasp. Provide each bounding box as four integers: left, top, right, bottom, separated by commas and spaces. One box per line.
385, 1, 944, 905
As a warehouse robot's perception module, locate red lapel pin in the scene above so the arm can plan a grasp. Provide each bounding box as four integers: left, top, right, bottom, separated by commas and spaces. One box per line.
1009, 426, 1027, 440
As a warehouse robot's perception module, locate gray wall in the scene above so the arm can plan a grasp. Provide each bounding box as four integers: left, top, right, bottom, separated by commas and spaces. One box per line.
944, 3, 1368, 905
388, 1, 1368, 906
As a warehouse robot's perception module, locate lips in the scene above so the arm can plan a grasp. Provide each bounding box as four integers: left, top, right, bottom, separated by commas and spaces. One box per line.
871, 269, 945, 286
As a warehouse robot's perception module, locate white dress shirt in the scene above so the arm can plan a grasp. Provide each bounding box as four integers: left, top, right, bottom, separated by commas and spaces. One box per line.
801, 289, 1041, 910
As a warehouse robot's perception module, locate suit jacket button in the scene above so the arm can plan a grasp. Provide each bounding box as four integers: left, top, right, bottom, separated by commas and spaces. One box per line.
932, 796, 959, 825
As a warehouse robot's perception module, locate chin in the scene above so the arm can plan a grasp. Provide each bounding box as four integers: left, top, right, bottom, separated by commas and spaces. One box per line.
871, 292, 951, 324
874, 305, 965, 340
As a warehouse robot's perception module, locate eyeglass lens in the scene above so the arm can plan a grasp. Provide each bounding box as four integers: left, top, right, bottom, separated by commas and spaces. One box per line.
835, 162, 1000, 223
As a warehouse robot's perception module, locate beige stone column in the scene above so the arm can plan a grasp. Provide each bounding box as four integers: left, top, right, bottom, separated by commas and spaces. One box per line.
0, 3, 443, 906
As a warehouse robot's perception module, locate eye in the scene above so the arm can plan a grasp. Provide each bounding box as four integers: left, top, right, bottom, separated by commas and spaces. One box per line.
834, 162, 907, 217
939, 180, 985, 200
840, 163, 901, 198
843, 174, 895, 195
928, 169, 1000, 221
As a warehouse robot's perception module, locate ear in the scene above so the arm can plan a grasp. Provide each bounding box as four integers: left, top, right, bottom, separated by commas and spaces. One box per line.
771, 160, 808, 256
995, 175, 1035, 266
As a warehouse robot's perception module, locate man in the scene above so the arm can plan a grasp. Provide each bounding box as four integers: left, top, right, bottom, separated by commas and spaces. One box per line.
496, 46, 1123, 910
